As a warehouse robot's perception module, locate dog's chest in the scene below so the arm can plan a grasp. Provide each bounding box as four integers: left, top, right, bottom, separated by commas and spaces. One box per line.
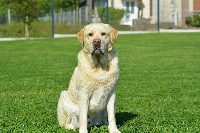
89, 88, 109, 113
88, 70, 117, 112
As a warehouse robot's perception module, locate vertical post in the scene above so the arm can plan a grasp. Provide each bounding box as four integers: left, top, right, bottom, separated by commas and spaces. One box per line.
106, 0, 109, 24
51, 0, 54, 38
157, 0, 160, 32
87, 0, 92, 24
76, 5, 79, 23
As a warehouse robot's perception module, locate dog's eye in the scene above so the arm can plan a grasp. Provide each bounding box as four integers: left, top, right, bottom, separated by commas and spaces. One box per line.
87, 33, 93, 36
101, 32, 106, 36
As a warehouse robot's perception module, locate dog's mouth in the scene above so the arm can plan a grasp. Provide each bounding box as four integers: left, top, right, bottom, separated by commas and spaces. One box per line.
91, 48, 104, 56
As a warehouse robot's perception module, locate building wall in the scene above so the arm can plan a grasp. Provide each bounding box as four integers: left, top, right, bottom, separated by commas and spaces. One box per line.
142, 0, 151, 18
109, 0, 123, 9
160, 0, 172, 23
182, 0, 189, 26
182, 0, 195, 26
82, 0, 199, 26
152, 0, 171, 23
152, 0, 183, 26
189, 0, 194, 12
173, 0, 183, 26
93, 0, 198, 27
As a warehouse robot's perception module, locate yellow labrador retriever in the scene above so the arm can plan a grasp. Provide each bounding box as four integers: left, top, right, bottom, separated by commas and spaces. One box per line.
57, 23, 120, 133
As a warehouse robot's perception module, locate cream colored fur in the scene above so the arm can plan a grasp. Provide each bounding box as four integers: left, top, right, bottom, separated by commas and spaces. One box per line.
57, 23, 120, 133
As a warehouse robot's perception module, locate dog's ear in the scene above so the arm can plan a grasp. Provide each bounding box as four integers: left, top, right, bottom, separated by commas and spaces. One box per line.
77, 27, 85, 44
108, 25, 118, 44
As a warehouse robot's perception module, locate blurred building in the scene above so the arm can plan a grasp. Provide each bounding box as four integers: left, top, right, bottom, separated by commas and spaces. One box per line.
79, 0, 200, 27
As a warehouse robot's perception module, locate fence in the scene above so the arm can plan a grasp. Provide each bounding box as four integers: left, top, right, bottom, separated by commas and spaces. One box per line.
0, 0, 200, 38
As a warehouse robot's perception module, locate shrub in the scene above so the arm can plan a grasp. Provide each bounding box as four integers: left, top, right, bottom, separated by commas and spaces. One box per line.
0, 22, 24, 37
185, 13, 200, 27
185, 16, 192, 26
0, 21, 85, 37
192, 13, 200, 27
97, 7, 125, 24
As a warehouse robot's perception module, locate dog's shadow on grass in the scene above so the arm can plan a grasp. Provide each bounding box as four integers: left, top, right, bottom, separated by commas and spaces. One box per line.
88, 112, 137, 132
116, 112, 138, 127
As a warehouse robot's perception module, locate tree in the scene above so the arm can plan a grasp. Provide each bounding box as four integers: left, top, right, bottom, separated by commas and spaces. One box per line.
0, 0, 79, 38
0, 0, 10, 24
7, 0, 51, 39
9, 0, 38, 39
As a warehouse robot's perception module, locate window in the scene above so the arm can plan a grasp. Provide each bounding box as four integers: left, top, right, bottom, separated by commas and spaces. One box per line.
131, 2, 134, 13
125, 1, 134, 13
126, 2, 129, 12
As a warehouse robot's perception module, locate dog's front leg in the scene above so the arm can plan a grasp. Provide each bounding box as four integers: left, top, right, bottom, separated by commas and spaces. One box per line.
107, 89, 121, 133
79, 92, 89, 133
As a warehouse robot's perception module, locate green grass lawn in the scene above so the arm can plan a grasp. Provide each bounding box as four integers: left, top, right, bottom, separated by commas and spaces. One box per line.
0, 33, 200, 132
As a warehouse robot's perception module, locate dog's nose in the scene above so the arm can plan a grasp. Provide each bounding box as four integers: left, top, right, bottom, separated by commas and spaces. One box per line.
93, 39, 101, 48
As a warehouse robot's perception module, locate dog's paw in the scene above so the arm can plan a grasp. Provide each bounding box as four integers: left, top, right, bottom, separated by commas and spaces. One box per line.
65, 124, 76, 131
79, 128, 88, 133
109, 129, 121, 133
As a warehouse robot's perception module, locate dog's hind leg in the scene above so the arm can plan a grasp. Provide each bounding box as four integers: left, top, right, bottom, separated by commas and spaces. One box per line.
57, 91, 78, 130
57, 91, 71, 128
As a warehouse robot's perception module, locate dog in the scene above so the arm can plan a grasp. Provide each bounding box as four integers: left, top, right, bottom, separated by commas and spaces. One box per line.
57, 23, 120, 133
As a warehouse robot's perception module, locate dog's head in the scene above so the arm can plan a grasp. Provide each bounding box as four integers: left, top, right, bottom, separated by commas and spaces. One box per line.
77, 23, 118, 56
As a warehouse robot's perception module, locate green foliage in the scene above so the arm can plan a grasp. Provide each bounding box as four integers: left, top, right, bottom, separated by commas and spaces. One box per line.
37, 0, 52, 17
0, 33, 200, 132
185, 16, 192, 26
0, 0, 7, 15
0, 21, 131, 37
185, 13, 200, 27
192, 13, 200, 27
54, 0, 79, 12
0, 21, 85, 37
8, 0, 38, 26
0, 0, 80, 38
0, 0, 10, 23
97, 7, 125, 24
0, 22, 24, 37
0, 0, 79, 26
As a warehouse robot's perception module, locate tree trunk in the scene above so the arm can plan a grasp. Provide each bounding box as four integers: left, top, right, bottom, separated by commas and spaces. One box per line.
25, 24, 29, 39
8, 8, 11, 24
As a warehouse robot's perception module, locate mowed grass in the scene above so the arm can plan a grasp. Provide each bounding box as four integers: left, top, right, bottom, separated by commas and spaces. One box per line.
0, 33, 200, 132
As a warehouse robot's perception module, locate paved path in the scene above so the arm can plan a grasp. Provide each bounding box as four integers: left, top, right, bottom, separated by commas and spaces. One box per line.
1, 29, 200, 41
50, 29, 200, 38
54, 31, 157, 38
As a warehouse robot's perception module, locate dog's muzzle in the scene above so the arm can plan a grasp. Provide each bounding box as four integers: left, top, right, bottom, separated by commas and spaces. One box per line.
92, 39, 104, 55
